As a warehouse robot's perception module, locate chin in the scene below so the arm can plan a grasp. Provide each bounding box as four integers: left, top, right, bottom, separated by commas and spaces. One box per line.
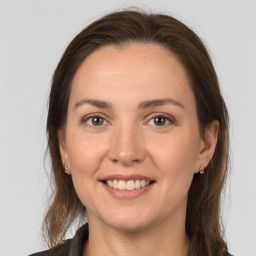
106, 219, 149, 233
99, 209, 154, 233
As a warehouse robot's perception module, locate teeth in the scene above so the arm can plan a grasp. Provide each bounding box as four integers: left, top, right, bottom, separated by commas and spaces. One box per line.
113, 179, 118, 189
118, 180, 126, 190
127, 180, 135, 190
105, 179, 152, 191
106, 180, 113, 188
135, 180, 141, 189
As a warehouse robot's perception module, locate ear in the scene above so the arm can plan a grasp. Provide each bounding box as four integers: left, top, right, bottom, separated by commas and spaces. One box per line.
195, 120, 219, 173
58, 129, 71, 175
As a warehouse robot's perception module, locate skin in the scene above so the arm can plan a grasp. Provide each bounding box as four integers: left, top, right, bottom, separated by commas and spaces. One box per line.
59, 42, 218, 256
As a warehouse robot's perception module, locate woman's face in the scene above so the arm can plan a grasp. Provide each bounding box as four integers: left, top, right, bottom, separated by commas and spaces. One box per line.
60, 42, 214, 232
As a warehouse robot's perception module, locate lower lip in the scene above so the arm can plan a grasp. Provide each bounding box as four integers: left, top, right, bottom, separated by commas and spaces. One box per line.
101, 182, 155, 199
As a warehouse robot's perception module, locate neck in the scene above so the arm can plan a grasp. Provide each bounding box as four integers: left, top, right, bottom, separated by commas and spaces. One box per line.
83, 214, 190, 256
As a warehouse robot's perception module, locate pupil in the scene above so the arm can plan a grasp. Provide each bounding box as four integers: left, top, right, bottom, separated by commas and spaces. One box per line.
92, 117, 103, 126
154, 117, 165, 126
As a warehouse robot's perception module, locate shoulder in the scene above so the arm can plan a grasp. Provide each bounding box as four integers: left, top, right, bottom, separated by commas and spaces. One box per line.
29, 223, 89, 256
29, 239, 72, 256
28, 239, 71, 256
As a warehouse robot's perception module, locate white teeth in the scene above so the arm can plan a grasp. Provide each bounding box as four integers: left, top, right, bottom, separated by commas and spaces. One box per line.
141, 180, 146, 187
118, 180, 126, 190
105, 179, 152, 190
135, 180, 141, 189
113, 179, 118, 189
127, 180, 135, 190
107, 180, 113, 188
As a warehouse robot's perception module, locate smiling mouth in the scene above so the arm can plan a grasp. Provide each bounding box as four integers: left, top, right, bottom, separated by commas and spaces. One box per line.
101, 179, 155, 191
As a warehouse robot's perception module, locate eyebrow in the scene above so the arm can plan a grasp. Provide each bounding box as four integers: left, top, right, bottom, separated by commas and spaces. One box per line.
74, 99, 112, 110
138, 98, 184, 109
73, 98, 184, 110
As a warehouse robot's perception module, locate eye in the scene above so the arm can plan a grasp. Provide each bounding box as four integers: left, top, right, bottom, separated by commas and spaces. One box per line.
147, 114, 174, 127
83, 116, 107, 127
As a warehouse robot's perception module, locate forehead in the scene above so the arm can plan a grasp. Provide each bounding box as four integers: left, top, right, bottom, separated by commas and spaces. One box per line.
70, 42, 195, 109
73, 42, 188, 82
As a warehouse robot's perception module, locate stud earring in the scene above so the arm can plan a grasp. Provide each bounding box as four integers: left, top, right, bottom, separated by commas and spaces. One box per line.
63, 164, 69, 171
199, 165, 204, 174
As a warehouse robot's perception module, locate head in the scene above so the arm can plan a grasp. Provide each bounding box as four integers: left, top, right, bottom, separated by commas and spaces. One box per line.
45, 9, 229, 256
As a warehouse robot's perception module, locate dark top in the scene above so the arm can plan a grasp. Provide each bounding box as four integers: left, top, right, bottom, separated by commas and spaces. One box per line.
29, 223, 89, 256
29, 223, 233, 256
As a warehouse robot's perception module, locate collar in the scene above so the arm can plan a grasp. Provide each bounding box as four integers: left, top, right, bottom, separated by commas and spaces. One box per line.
68, 223, 89, 256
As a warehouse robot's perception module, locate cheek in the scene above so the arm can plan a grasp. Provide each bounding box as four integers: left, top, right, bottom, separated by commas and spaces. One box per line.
150, 131, 199, 171
148, 131, 199, 191
65, 133, 109, 208
66, 132, 107, 177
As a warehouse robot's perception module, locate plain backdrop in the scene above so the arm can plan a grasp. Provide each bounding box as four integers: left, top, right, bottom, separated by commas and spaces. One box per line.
0, 0, 255, 255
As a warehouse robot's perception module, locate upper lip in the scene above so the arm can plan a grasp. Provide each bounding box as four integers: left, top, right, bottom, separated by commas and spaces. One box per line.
100, 174, 155, 181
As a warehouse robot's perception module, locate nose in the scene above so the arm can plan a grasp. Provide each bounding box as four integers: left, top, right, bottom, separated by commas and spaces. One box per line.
107, 123, 146, 166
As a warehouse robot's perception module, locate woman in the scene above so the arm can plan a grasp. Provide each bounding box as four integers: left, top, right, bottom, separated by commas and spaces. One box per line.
30, 9, 231, 256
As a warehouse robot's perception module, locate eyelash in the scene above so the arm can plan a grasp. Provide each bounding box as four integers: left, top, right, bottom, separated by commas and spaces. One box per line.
81, 113, 175, 128
81, 115, 108, 128
147, 113, 175, 127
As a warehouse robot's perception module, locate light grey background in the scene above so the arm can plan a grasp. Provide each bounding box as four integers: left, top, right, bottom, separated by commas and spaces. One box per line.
1, 0, 255, 255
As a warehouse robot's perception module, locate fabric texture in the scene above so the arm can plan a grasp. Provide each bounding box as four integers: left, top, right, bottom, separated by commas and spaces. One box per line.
28, 223, 88, 256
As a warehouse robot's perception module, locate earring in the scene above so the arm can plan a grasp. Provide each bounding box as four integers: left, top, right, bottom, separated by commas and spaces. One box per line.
63, 164, 69, 171
199, 165, 204, 174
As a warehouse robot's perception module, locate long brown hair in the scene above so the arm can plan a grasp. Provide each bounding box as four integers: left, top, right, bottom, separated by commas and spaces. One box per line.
45, 9, 230, 256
